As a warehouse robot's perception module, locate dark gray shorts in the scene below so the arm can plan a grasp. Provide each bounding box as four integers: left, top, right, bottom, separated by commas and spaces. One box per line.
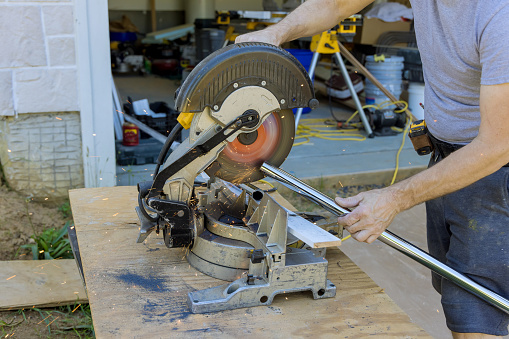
426, 156, 509, 335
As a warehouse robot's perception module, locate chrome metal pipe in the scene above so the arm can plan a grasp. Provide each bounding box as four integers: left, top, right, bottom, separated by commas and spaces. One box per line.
260, 162, 509, 314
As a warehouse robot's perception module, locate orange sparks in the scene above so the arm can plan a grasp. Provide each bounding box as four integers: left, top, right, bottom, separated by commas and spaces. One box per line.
6, 275, 16, 281
46, 316, 59, 327
71, 304, 81, 313
38, 314, 52, 324
56, 117, 62, 120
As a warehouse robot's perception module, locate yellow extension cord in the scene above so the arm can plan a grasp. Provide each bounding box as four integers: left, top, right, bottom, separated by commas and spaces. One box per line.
291, 100, 411, 242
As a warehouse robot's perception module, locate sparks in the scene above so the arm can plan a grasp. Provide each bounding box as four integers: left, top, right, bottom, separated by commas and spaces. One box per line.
46, 316, 59, 327
6, 275, 16, 281
37, 314, 52, 324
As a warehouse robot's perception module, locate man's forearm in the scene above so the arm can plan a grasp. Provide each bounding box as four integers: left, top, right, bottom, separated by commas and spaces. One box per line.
261, 0, 374, 45
390, 137, 509, 213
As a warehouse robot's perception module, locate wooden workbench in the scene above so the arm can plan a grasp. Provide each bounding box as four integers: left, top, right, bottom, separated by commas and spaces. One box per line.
70, 186, 430, 338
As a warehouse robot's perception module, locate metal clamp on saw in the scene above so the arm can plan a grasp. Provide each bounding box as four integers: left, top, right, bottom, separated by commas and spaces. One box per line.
135, 43, 337, 314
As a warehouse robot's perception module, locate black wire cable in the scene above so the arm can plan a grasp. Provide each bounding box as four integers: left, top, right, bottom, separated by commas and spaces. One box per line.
154, 123, 183, 176
139, 122, 183, 223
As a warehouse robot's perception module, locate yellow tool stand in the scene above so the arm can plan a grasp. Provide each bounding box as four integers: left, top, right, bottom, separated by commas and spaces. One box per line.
295, 20, 373, 136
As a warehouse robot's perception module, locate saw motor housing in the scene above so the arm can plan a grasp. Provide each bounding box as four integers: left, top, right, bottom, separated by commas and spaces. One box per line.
136, 43, 340, 313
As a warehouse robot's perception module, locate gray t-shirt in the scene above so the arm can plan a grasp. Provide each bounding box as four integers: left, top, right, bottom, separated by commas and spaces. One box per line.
410, 0, 509, 144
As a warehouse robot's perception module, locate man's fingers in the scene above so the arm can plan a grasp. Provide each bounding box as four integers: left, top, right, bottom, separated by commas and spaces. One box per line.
335, 195, 362, 209
351, 230, 369, 243
366, 234, 379, 244
350, 230, 380, 244
337, 210, 361, 227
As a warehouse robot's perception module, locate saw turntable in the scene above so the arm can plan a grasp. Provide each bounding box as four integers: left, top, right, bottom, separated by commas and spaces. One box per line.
136, 42, 509, 315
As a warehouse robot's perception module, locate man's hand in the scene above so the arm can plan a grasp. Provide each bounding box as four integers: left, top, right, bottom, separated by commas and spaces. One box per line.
235, 28, 282, 46
335, 188, 401, 244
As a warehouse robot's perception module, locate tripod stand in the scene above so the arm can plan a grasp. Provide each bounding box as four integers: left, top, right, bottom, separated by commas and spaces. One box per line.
294, 30, 374, 137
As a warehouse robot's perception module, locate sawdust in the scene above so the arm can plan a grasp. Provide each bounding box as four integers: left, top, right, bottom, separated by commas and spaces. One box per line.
0, 186, 68, 261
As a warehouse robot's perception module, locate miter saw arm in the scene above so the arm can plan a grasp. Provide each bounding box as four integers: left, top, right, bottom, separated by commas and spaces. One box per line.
137, 109, 261, 246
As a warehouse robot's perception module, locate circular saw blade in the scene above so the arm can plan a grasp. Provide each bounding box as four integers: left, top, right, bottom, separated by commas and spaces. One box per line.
209, 110, 294, 184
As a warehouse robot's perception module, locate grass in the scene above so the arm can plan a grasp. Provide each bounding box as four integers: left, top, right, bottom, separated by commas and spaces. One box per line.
0, 303, 95, 339
16, 198, 74, 260
57, 201, 72, 219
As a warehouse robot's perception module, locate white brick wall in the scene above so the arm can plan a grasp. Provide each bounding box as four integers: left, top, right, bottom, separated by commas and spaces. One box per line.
0, 1, 78, 116
15, 68, 79, 112
0, 0, 85, 197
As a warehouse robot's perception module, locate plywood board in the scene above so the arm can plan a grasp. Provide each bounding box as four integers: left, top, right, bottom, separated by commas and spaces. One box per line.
70, 186, 430, 338
0, 260, 88, 310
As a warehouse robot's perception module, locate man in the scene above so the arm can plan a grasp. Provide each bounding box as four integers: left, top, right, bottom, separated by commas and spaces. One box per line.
236, 0, 509, 337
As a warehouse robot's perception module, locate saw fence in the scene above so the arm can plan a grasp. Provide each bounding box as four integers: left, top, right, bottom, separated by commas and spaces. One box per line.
69, 186, 429, 338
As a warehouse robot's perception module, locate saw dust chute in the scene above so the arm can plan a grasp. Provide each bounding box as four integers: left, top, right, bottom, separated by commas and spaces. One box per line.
135, 42, 339, 314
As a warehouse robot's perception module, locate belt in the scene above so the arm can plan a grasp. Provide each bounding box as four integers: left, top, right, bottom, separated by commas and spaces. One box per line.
428, 133, 509, 167
428, 133, 464, 159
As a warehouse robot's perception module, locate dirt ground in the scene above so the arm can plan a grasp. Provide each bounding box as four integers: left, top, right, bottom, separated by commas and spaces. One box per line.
0, 186, 69, 261
0, 185, 94, 338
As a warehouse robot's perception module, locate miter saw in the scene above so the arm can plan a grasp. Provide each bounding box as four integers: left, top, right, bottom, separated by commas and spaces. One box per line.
135, 42, 340, 314
135, 42, 509, 316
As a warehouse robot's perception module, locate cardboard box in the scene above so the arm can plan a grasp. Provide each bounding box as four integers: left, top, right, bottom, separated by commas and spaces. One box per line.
354, 18, 411, 45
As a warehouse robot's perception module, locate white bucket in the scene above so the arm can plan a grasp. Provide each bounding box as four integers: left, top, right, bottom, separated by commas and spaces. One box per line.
407, 82, 425, 120
364, 55, 404, 107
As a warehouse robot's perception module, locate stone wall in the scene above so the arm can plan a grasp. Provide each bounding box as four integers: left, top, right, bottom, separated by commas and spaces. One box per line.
0, 0, 82, 198
0, 113, 84, 199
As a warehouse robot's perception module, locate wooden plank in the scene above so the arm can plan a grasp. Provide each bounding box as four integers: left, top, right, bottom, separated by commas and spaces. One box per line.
287, 214, 341, 248
0, 260, 88, 310
258, 183, 341, 248
70, 186, 430, 338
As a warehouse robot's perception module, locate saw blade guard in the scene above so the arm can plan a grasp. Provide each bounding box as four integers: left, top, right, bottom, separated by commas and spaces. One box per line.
175, 42, 319, 114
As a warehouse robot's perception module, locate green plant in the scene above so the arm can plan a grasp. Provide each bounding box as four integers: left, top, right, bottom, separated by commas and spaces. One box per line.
58, 201, 72, 219
20, 222, 74, 260
54, 303, 95, 338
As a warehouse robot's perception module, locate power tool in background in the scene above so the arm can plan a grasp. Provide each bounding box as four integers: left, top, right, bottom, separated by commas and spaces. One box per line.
335, 108, 407, 137
368, 108, 407, 136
